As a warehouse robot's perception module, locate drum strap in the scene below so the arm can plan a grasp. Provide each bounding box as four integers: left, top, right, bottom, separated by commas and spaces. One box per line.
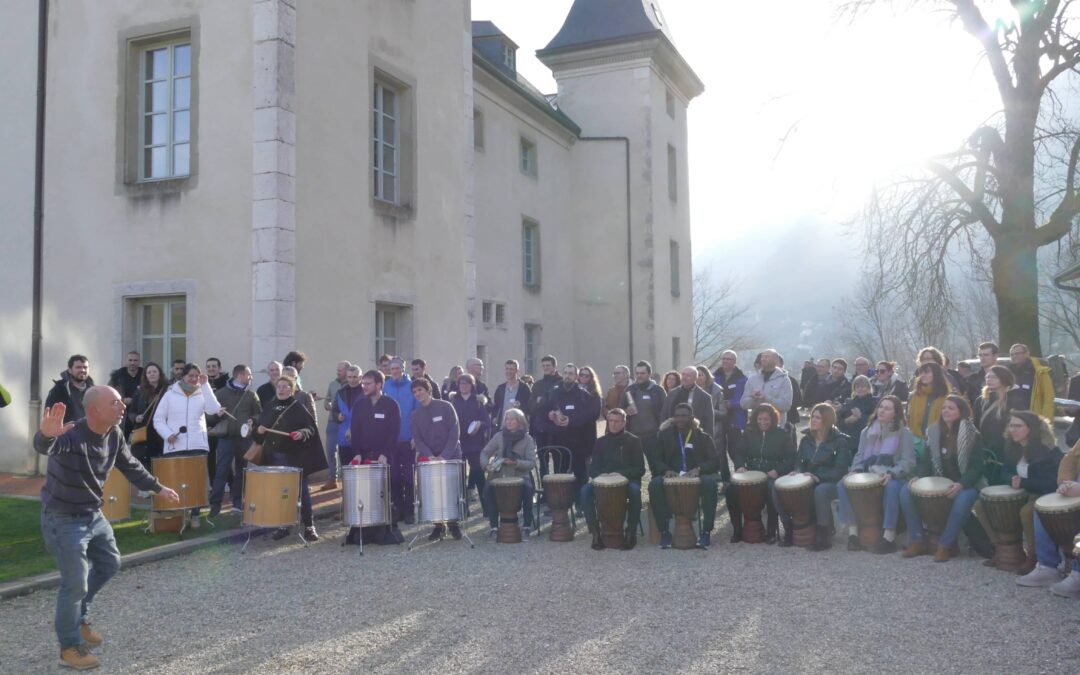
678, 429, 693, 473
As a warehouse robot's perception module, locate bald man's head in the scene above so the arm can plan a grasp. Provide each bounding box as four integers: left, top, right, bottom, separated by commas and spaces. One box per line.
84, 385, 126, 432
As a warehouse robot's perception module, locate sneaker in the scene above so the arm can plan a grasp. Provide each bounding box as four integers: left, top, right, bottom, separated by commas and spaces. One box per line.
449, 524, 462, 540
302, 526, 319, 542
659, 531, 672, 549
870, 539, 897, 555
1050, 571, 1080, 599
271, 527, 291, 541
697, 532, 711, 550
208, 505, 221, 519
188, 515, 201, 530
427, 525, 445, 542
522, 526, 532, 539
59, 644, 99, 670
847, 535, 862, 551
1016, 564, 1062, 587
488, 527, 498, 540
79, 621, 102, 647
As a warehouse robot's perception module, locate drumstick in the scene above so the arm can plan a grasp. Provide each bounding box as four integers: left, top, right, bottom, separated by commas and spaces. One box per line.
218, 410, 237, 420
263, 428, 292, 437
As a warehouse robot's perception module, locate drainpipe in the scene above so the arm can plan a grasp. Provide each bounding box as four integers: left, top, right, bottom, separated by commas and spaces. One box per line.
579, 136, 633, 363
29, 0, 49, 474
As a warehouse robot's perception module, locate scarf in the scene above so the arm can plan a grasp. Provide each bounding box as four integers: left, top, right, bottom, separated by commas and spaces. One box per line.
178, 380, 198, 395
501, 427, 526, 451
862, 421, 901, 458
907, 382, 944, 439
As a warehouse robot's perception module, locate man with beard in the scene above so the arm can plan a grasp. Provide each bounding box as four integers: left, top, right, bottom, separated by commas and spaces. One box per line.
528, 355, 562, 448
623, 360, 666, 468
543, 363, 601, 490
107, 351, 142, 406
46, 355, 94, 423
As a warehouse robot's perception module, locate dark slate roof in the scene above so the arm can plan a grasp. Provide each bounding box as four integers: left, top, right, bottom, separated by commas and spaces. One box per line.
541, 0, 675, 53
471, 20, 518, 48
472, 51, 581, 136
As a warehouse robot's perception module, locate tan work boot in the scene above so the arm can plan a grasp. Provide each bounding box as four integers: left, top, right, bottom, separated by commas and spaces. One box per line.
79, 621, 103, 646
902, 541, 927, 558
59, 644, 99, 670
933, 546, 954, 563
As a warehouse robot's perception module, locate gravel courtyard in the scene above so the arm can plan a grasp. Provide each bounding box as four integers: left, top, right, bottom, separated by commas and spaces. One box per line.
1, 512, 1078, 674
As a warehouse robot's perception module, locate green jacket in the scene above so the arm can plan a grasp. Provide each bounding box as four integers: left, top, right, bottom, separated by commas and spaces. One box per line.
589, 430, 646, 483
652, 420, 719, 475
797, 428, 853, 484
731, 427, 795, 475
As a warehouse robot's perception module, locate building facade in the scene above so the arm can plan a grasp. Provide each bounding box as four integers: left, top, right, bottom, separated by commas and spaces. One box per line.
0, 0, 702, 473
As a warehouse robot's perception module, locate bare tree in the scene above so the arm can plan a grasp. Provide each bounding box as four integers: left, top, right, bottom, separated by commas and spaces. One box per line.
693, 270, 758, 367
847, 0, 1080, 354
1040, 262, 1080, 353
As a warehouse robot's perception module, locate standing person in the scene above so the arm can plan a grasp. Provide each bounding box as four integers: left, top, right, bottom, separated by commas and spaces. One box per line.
35, 388, 180, 670
740, 349, 793, 420
492, 359, 531, 430
661, 370, 681, 393
107, 351, 142, 406
332, 366, 364, 468
45, 355, 94, 424
378, 354, 394, 378
410, 378, 462, 540
872, 361, 909, 401
661, 367, 715, 439
410, 358, 442, 400
543, 364, 601, 492
451, 373, 492, 511
465, 357, 489, 397
973, 365, 1027, 486
204, 358, 228, 391
605, 366, 631, 417
256, 361, 282, 406
321, 361, 351, 491
729, 404, 795, 545
251, 374, 326, 542
1007, 343, 1056, 419
347, 370, 403, 544
577, 366, 603, 420
480, 409, 537, 538
836, 396, 916, 554
441, 365, 463, 399
696, 366, 726, 441
916, 347, 967, 397
714, 350, 748, 460
152, 363, 222, 528
624, 360, 667, 468
169, 359, 186, 384
782, 403, 853, 552
581, 408, 646, 550
776, 355, 803, 427
281, 351, 308, 391
209, 364, 261, 517
899, 395, 984, 562
853, 357, 875, 379
967, 342, 999, 399
648, 403, 721, 550
801, 358, 831, 407
126, 363, 167, 476
383, 357, 419, 524
528, 355, 562, 448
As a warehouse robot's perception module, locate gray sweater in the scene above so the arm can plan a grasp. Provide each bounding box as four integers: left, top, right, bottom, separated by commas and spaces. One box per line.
34, 421, 162, 514
411, 399, 462, 459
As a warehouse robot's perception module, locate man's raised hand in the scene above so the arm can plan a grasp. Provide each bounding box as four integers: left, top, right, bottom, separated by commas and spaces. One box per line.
41, 404, 74, 438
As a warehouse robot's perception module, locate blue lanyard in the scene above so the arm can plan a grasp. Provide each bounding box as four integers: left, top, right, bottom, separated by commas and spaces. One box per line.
678, 429, 692, 472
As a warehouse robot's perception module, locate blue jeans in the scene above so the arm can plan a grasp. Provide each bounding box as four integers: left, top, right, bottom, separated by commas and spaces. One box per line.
40, 510, 121, 649
580, 481, 642, 530
210, 438, 246, 510
1035, 512, 1080, 571
837, 478, 901, 530
899, 484, 979, 548
483, 477, 534, 529
325, 423, 339, 479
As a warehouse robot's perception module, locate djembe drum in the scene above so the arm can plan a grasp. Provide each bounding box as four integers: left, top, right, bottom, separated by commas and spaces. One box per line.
594, 474, 629, 549
775, 473, 816, 548
910, 476, 956, 550
844, 472, 884, 549
1035, 493, 1080, 559
730, 470, 768, 543
543, 473, 576, 542
664, 476, 701, 550
980, 485, 1028, 571
491, 477, 525, 543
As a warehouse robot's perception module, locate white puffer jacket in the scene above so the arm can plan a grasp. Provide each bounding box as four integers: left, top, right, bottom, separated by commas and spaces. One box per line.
153, 382, 222, 454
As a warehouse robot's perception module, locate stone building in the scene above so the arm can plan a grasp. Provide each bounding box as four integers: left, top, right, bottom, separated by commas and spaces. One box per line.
0, 0, 702, 472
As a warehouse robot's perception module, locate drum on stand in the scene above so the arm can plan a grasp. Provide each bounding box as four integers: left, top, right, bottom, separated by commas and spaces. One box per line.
980, 485, 1028, 571
101, 469, 131, 523
910, 477, 956, 550
542, 473, 576, 542
491, 477, 525, 543
151, 454, 210, 535
843, 472, 884, 549
775, 474, 815, 548
1034, 493, 1080, 559
730, 470, 768, 543
243, 466, 301, 528
593, 474, 629, 549
664, 476, 701, 550
341, 464, 391, 527
408, 460, 473, 550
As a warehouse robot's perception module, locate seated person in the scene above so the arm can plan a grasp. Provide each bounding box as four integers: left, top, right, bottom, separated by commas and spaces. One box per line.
580, 408, 646, 550
837, 375, 876, 441
1016, 440, 1079, 592
837, 395, 915, 554
479, 409, 537, 538
727, 403, 795, 545
648, 403, 720, 550
778, 403, 853, 551
899, 395, 983, 561
410, 378, 463, 541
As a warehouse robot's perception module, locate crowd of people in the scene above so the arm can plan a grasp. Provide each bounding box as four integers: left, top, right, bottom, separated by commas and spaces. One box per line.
32, 340, 1080, 668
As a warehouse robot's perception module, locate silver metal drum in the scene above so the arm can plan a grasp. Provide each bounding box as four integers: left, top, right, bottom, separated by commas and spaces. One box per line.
341, 464, 391, 527
417, 459, 465, 524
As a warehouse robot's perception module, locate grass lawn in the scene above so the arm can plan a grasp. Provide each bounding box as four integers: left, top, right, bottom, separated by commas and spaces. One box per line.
0, 497, 242, 584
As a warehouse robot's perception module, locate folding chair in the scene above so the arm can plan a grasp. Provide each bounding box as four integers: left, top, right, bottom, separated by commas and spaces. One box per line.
535, 446, 575, 533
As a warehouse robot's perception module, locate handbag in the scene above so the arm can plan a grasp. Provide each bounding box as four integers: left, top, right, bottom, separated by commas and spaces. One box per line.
128, 390, 163, 446
208, 390, 248, 438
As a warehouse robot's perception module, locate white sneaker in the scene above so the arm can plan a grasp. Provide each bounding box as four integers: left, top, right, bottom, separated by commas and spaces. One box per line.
1016, 564, 1062, 587
189, 515, 201, 530
1050, 570, 1080, 599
